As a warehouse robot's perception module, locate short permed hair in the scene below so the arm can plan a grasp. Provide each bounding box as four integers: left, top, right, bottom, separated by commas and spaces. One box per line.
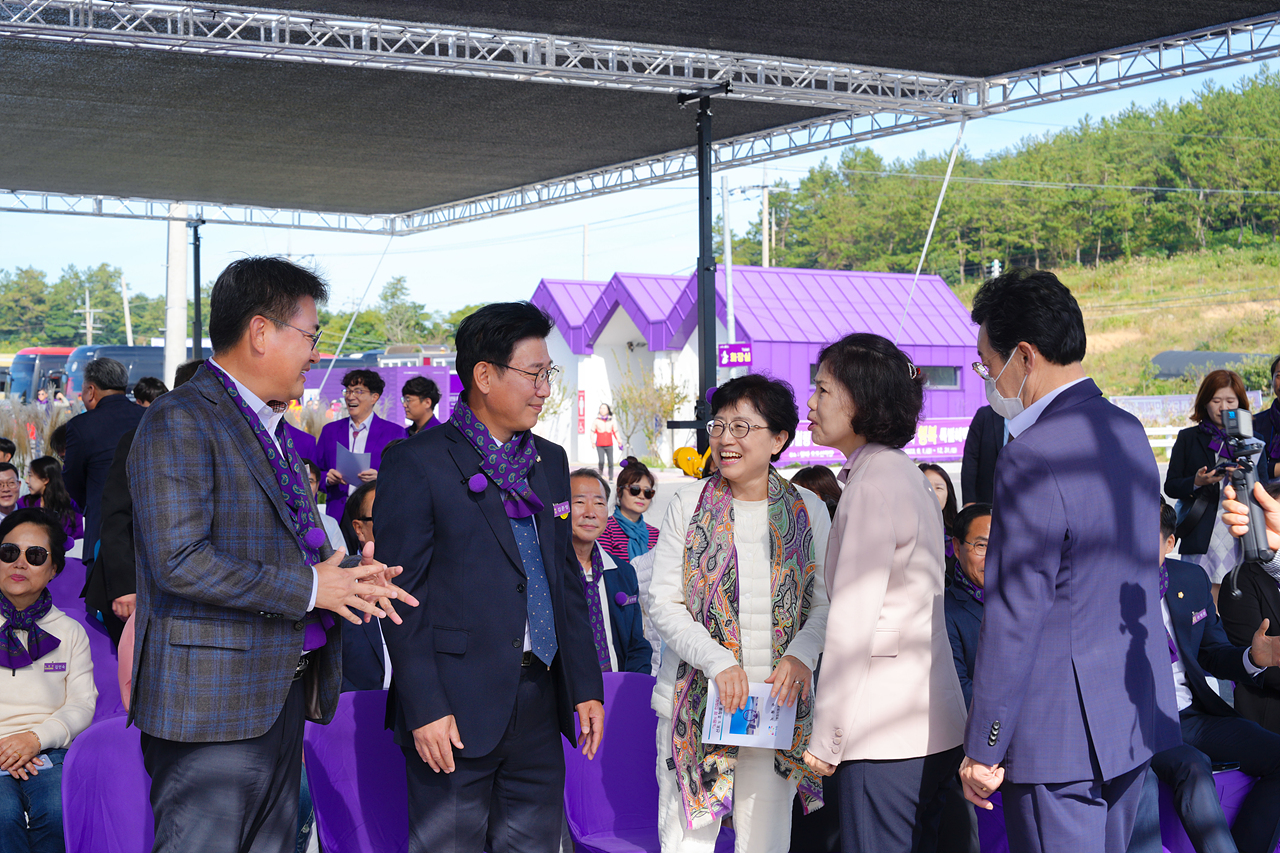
971, 268, 1086, 365
815, 333, 923, 449
709, 373, 800, 462
343, 369, 385, 397
453, 302, 553, 404
0, 506, 67, 575
209, 257, 328, 354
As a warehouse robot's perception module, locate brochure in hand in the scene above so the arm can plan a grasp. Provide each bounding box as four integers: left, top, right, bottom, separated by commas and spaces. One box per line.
700, 680, 798, 750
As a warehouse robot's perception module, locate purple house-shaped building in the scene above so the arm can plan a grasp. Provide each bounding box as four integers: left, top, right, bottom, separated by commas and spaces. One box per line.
533, 266, 980, 465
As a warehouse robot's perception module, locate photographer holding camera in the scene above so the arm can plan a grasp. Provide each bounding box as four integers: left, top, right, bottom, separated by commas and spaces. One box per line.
1166, 370, 1251, 596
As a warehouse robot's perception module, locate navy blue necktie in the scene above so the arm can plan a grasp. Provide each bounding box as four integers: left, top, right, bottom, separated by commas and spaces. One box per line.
509, 516, 558, 665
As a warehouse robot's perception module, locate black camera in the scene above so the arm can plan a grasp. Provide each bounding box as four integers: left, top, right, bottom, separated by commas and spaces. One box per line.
1221, 408, 1275, 569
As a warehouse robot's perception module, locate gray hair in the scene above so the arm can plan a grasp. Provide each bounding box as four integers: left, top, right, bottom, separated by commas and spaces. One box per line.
570, 468, 611, 502
84, 357, 129, 392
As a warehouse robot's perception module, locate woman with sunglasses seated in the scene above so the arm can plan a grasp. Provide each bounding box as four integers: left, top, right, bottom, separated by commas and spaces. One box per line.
0, 507, 98, 853
599, 457, 660, 562
644, 374, 831, 852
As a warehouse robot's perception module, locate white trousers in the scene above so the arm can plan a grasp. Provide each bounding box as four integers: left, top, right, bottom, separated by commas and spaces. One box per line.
655, 714, 797, 853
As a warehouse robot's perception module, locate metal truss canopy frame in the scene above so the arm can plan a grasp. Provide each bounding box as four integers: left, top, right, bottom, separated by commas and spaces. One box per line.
1, 1, 1279, 234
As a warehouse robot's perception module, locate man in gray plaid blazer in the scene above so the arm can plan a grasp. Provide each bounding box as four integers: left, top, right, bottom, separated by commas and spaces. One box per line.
128, 257, 413, 853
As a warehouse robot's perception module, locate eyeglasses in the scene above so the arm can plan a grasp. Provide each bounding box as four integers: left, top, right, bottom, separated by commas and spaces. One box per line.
344, 387, 373, 398
626, 485, 656, 499
355, 516, 374, 523
493, 362, 562, 389
962, 539, 988, 555
0, 479, 18, 490
706, 419, 770, 439
264, 316, 323, 351
971, 361, 994, 381
0, 543, 49, 566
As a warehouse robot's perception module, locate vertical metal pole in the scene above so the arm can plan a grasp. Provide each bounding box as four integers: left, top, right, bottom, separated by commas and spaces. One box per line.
164, 204, 188, 387
582, 223, 589, 280
190, 221, 204, 359
121, 275, 134, 347
695, 96, 715, 454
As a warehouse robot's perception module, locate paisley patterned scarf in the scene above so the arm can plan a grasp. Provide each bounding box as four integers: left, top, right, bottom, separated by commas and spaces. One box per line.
670, 469, 823, 830
449, 400, 544, 518
1, 588, 59, 671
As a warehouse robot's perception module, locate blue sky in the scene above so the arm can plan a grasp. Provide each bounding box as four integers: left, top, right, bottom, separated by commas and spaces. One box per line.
0, 63, 1265, 317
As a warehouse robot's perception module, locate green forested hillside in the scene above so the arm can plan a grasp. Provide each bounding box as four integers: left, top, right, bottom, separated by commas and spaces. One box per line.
728, 69, 1280, 287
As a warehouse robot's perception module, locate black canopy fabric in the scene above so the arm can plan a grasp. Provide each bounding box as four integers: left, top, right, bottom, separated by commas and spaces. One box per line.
1, 1, 1275, 217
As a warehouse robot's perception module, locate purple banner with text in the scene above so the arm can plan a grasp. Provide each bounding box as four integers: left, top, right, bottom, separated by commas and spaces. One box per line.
777, 417, 971, 466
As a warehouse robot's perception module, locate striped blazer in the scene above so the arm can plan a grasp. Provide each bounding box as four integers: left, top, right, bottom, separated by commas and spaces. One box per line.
128, 365, 344, 742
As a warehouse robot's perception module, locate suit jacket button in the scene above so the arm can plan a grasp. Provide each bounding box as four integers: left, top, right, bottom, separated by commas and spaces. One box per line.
988, 735, 998, 746
833, 738, 842, 746
293, 620, 305, 631
511, 638, 521, 649
834, 728, 844, 737
517, 583, 526, 594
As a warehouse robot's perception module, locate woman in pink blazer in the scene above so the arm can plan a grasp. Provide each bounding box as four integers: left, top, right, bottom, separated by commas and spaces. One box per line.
802, 333, 968, 853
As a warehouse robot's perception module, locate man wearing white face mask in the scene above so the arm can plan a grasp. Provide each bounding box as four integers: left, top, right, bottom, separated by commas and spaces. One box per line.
957, 268, 1181, 853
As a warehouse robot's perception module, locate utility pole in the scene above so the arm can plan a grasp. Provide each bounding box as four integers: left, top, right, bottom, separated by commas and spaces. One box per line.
189, 219, 206, 359
74, 287, 100, 344
121, 275, 134, 346
761, 183, 770, 268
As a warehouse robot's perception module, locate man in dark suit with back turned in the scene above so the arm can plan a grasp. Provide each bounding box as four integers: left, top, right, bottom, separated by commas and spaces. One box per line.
129, 257, 413, 853
62, 357, 144, 595
960, 405, 1006, 506
958, 269, 1181, 853
376, 301, 604, 853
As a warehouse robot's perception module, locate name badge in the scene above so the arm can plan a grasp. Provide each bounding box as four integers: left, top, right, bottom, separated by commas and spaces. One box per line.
1191, 608, 1207, 625
553, 501, 570, 519
44, 662, 66, 672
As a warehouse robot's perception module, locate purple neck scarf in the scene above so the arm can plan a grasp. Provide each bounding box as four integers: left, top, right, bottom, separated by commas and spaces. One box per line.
952, 565, 983, 604
1159, 560, 1169, 599
450, 401, 544, 519
206, 362, 328, 562
1198, 421, 1233, 460
1, 588, 59, 671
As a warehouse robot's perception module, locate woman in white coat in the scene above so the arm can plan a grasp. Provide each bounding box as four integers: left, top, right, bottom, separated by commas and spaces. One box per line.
644, 374, 831, 853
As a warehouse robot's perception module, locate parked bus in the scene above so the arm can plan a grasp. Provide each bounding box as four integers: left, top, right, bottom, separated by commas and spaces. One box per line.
6, 347, 75, 403
64, 345, 193, 399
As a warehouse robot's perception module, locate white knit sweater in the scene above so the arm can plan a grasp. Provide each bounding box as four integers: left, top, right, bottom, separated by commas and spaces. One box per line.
0, 603, 98, 750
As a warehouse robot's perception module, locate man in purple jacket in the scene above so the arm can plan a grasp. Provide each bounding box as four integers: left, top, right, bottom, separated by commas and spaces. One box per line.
316, 369, 404, 521
958, 269, 1181, 853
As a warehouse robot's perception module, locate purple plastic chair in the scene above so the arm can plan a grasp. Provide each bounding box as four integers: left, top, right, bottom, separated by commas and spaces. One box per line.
562, 672, 734, 853
1158, 770, 1280, 853
303, 689, 408, 853
42, 556, 125, 721
61, 714, 154, 853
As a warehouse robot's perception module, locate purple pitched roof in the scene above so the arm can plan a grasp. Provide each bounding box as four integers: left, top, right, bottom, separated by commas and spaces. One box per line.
714, 266, 977, 348
532, 266, 976, 354
530, 279, 608, 354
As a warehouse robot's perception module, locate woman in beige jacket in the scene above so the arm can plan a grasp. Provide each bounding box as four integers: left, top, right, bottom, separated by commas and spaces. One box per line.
802, 333, 968, 853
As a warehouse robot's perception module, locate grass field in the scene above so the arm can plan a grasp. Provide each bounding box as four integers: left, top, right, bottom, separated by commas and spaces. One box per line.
951, 245, 1280, 399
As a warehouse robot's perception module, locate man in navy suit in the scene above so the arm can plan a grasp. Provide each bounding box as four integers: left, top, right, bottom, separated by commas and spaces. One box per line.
62, 357, 145, 580
958, 269, 1181, 853
1135, 502, 1280, 853
376, 302, 604, 853
568, 468, 652, 674
317, 369, 403, 522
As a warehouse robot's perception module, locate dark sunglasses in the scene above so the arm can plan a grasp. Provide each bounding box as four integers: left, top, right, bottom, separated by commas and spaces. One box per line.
0, 543, 49, 566
626, 485, 656, 499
